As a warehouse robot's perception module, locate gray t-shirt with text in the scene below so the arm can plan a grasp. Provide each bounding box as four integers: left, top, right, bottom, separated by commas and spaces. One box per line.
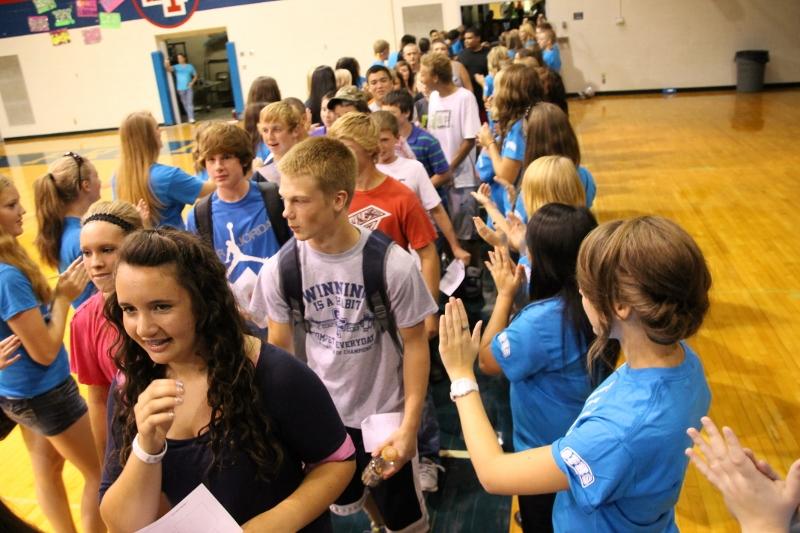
249, 228, 437, 428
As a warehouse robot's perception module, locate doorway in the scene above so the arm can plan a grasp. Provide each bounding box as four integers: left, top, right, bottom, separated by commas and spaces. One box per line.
159, 28, 235, 122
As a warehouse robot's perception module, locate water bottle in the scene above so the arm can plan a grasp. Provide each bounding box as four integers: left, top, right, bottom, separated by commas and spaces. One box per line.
361, 446, 399, 487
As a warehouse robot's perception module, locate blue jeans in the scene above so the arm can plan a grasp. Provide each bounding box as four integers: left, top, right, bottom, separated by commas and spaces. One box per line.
417, 390, 440, 459
178, 88, 194, 121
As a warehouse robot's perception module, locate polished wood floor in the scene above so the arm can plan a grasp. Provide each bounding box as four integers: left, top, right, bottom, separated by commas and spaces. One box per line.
2, 89, 799, 532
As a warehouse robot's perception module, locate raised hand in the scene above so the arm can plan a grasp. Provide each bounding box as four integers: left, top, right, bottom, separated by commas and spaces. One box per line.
486, 245, 525, 298
439, 297, 482, 381
0, 335, 22, 370
55, 256, 90, 301
133, 379, 184, 454
686, 416, 800, 533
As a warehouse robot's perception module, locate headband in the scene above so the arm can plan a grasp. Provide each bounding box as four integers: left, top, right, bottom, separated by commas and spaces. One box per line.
83, 213, 135, 232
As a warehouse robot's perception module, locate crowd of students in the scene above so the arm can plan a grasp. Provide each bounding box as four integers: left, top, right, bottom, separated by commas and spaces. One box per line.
0, 15, 796, 533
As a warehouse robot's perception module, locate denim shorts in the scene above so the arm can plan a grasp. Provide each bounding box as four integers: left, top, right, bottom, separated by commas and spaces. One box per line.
0, 377, 87, 437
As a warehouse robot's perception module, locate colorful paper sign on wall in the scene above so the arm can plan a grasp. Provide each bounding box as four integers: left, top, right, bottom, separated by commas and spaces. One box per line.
82, 27, 101, 44
76, 0, 99, 17
32, 0, 56, 14
28, 15, 50, 32
99, 11, 121, 28
53, 7, 75, 26
50, 29, 71, 45
100, 0, 125, 12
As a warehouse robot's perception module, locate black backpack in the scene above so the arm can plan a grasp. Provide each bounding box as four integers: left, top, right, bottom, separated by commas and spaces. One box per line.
194, 180, 291, 247
278, 230, 404, 356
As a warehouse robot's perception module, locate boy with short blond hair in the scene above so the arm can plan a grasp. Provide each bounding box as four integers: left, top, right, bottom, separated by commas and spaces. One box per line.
249, 137, 435, 533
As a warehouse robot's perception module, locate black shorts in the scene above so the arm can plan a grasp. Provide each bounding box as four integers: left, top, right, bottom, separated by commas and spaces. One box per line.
0, 377, 87, 437
331, 427, 428, 532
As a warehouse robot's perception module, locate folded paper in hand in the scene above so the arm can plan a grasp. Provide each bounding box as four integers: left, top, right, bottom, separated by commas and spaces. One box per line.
135, 484, 241, 533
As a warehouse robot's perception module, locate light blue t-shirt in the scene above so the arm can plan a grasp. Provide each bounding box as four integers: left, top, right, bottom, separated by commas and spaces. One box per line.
186, 182, 281, 311
479, 119, 526, 228
514, 165, 597, 223
551, 342, 711, 532
388, 51, 401, 69
483, 73, 495, 99
255, 141, 271, 161
579, 166, 596, 208
59, 216, 95, 308
0, 264, 70, 398
543, 45, 562, 73
148, 163, 204, 230
491, 296, 590, 452
173, 63, 196, 91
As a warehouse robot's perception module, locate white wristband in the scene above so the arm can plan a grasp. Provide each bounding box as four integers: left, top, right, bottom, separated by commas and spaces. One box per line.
132, 434, 168, 464
450, 378, 479, 401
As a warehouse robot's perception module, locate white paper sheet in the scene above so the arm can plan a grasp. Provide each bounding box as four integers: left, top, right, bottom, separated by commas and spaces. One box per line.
361, 412, 404, 453
135, 484, 242, 533
439, 259, 466, 296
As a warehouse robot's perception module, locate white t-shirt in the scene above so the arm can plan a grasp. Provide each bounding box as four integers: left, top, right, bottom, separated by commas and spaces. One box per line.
377, 157, 441, 211
427, 87, 481, 188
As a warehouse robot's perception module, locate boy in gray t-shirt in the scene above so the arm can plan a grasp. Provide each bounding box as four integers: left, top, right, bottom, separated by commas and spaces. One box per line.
249, 137, 436, 533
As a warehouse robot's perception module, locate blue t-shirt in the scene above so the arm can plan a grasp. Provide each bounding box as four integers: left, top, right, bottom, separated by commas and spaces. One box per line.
579, 166, 596, 208
59, 216, 95, 308
0, 264, 70, 398
543, 45, 562, 73
173, 63, 196, 91
388, 51, 400, 69
149, 163, 204, 230
484, 73, 495, 98
479, 119, 526, 225
491, 296, 590, 451
186, 182, 281, 312
255, 141, 271, 161
551, 342, 711, 532
450, 40, 464, 56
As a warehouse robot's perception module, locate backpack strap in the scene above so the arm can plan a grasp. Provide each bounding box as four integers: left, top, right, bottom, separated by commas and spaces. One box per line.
255, 180, 290, 246
278, 237, 308, 332
194, 194, 213, 246
362, 230, 404, 356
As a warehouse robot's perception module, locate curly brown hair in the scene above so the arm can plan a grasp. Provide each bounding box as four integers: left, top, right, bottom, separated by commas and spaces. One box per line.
492, 64, 542, 142
105, 228, 284, 480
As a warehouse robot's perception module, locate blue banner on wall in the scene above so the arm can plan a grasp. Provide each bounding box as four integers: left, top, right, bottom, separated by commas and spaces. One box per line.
0, 0, 274, 39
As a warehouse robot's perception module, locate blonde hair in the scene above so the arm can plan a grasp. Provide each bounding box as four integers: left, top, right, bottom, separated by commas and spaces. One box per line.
33, 153, 93, 267
519, 22, 536, 43
82, 200, 144, 232
278, 137, 356, 207
328, 112, 379, 158
259, 101, 303, 131
335, 69, 353, 89
521, 155, 585, 216
577, 216, 711, 370
487, 46, 512, 75
0, 175, 51, 302
116, 111, 163, 226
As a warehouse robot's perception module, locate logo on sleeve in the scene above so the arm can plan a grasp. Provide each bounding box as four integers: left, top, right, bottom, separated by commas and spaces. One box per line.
560, 447, 595, 488
498, 332, 511, 358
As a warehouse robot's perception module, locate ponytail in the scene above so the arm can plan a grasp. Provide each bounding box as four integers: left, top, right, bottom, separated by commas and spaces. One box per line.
33, 154, 84, 268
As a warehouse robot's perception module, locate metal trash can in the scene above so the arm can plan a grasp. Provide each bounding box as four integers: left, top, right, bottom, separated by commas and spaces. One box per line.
734, 50, 769, 92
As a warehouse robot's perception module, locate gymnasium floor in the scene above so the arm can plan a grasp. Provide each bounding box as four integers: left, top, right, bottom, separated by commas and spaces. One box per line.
1, 88, 799, 532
